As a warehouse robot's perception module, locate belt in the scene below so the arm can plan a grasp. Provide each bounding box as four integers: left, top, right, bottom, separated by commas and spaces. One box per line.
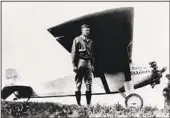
79, 57, 91, 61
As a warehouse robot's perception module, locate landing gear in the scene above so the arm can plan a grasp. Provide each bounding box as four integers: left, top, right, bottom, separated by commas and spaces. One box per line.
13, 91, 30, 103
26, 98, 30, 103
125, 93, 143, 108
118, 91, 143, 108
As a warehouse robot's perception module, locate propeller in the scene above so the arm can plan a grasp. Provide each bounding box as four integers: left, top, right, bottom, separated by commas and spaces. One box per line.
149, 61, 167, 88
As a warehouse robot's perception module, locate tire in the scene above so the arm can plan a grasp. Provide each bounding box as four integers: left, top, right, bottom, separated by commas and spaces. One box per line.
125, 93, 143, 108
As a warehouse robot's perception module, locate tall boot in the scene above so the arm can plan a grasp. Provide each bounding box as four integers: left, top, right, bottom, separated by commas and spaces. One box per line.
75, 91, 81, 106
124, 80, 134, 95
86, 91, 92, 106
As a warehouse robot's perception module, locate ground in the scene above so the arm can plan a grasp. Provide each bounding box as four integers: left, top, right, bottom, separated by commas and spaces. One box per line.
1, 101, 169, 118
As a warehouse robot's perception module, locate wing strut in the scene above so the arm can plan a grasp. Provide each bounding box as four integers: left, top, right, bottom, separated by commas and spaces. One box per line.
100, 72, 110, 93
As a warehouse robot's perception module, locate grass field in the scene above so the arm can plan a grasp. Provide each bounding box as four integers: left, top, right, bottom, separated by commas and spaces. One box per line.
1, 101, 169, 118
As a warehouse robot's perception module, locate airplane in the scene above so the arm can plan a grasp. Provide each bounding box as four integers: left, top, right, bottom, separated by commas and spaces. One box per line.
1, 7, 167, 108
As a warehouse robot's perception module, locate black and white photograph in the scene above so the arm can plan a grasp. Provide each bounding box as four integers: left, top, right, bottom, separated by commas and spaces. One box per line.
1, 1, 170, 117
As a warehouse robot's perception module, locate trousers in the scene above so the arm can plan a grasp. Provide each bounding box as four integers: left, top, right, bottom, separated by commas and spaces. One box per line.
75, 59, 92, 91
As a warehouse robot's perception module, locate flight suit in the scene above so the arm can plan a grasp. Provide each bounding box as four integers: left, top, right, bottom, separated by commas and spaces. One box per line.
71, 35, 94, 105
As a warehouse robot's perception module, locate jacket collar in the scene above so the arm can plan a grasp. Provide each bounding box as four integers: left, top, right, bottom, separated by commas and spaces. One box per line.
80, 35, 86, 40
80, 35, 89, 42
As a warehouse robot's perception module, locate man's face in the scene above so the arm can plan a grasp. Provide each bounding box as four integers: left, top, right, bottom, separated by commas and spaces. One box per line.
82, 27, 90, 37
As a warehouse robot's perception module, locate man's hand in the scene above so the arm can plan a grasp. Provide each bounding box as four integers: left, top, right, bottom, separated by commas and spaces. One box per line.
91, 66, 94, 72
73, 66, 78, 73
91, 66, 95, 78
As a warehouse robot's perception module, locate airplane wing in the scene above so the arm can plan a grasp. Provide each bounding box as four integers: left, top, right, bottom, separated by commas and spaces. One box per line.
48, 7, 134, 77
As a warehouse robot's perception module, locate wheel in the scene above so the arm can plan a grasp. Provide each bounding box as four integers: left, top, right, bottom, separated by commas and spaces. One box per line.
125, 93, 143, 108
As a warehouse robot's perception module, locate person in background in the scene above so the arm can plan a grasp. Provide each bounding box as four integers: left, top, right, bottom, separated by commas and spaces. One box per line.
163, 74, 170, 112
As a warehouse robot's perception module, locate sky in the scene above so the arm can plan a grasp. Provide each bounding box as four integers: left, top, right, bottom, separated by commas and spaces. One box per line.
2, 2, 169, 108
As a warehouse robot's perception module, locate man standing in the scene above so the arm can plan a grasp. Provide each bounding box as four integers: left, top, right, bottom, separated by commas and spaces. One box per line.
71, 24, 94, 106
163, 74, 170, 113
